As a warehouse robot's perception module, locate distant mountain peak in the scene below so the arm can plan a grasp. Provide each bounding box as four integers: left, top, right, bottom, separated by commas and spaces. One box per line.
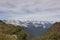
3, 20, 53, 29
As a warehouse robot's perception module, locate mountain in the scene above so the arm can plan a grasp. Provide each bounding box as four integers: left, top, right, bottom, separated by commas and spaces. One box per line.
2, 20, 60, 40
3, 20, 53, 28
3, 20, 53, 38
33, 22, 60, 40
0, 20, 28, 40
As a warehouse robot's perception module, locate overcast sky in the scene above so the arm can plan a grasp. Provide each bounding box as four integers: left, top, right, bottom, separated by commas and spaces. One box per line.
0, 0, 60, 21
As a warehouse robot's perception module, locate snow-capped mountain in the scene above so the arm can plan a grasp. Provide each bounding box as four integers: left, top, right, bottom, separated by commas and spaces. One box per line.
3, 20, 53, 29
3, 20, 52, 28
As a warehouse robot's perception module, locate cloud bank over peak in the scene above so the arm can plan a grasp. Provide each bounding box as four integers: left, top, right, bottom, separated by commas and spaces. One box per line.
0, 0, 60, 21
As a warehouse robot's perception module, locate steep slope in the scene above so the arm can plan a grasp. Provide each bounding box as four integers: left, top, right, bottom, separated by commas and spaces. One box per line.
33, 22, 60, 40
45, 22, 60, 34
0, 20, 28, 40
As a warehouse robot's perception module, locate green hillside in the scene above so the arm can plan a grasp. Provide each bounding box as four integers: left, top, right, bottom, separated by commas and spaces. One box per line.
0, 20, 29, 40
33, 22, 60, 40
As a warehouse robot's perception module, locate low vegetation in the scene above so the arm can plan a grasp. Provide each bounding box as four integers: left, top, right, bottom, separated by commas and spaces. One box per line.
33, 22, 60, 40
0, 20, 29, 40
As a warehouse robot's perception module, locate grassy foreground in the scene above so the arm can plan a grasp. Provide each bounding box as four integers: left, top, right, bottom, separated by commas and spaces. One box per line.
0, 20, 29, 40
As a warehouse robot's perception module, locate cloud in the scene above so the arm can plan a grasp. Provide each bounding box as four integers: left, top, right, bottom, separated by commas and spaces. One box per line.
0, 0, 60, 21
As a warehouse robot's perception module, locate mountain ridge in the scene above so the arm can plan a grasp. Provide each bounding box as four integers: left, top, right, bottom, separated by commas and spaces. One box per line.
3, 20, 53, 28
